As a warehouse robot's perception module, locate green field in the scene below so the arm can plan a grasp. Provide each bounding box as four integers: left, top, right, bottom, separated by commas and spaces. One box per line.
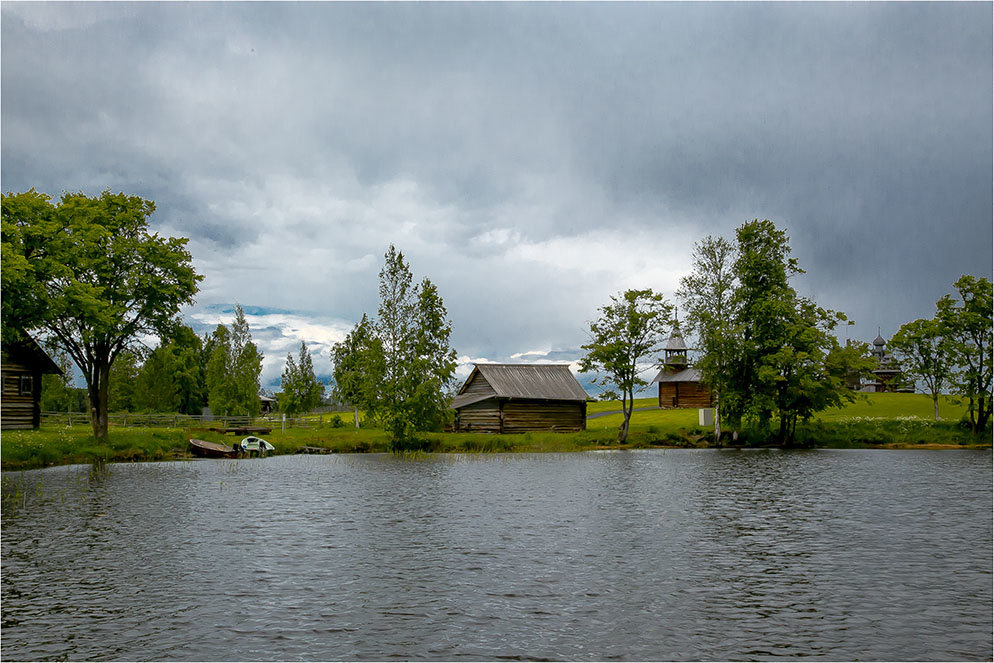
587, 392, 966, 430
1, 393, 988, 470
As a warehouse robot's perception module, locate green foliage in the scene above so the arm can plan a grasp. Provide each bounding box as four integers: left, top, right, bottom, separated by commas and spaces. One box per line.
331, 313, 386, 421
936, 275, 993, 434
279, 341, 325, 415
205, 305, 263, 416
580, 288, 672, 443
679, 220, 870, 445
890, 317, 955, 421
332, 246, 457, 450
38, 342, 78, 412
1, 189, 202, 441
677, 234, 737, 442
108, 349, 142, 412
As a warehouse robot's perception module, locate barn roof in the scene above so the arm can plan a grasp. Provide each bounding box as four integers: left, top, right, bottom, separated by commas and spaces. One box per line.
651, 367, 703, 383
665, 328, 688, 352
453, 363, 588, 408
1, 334, 62, 375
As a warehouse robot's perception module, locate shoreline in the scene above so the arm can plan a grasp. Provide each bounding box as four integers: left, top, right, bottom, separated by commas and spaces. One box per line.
2, 438, 990, 473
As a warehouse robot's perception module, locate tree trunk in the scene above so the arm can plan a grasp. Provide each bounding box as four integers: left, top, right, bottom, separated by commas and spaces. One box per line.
354, 406, 360, 429
713, 393, 721, 446
777, 415, 788, 446
618, 390, 632, 443
88, 361, 111, 442
932, 393, 939, 422
976, 395, 990, 433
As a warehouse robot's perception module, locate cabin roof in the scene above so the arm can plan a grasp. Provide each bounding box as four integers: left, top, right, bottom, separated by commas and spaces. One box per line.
0, 334, 62, 375
651, 367, 703, 383
665, 329, 688, 352
455, 363, 588, 404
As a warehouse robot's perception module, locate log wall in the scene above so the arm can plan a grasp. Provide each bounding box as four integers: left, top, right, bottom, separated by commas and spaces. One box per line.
502, 399, 586, 433
1, 362, 41, 430
657, 382, 712, 410
454, 398, 502, 433
454, 398, 587, 433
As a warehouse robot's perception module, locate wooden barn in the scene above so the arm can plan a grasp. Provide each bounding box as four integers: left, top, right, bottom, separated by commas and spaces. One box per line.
651, 326, 712, 409
451, 363, 588, 433
1, 335, 62, 430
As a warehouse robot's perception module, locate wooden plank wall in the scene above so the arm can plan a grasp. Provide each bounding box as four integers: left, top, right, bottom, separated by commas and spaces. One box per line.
454, 398, 587, 433
657, 382, 712, 409
502, 400, 586, 433
1, 363, 40, 430
462, 371, 496, 397
453, 398, 502, 433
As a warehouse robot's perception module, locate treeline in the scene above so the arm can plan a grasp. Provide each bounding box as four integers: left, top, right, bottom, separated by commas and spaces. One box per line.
331, 245, 457, 450
890, 275, 992, 433
580, 219, 992, 446
41, 304, 327, 418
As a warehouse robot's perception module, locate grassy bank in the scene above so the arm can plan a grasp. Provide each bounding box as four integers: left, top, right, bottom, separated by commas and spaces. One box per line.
2, 394, 989, 471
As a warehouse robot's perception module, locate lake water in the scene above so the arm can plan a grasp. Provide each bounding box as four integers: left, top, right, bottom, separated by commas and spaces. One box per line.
2, 449, 991, 661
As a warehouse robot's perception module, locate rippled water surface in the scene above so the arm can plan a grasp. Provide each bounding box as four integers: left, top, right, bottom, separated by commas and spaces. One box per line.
2, 450, 991, 661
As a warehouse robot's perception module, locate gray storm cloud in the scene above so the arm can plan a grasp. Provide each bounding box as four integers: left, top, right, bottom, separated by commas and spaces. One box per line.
2, 2, 991, 387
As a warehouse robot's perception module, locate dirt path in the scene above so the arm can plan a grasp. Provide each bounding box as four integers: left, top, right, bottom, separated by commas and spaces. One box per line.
587, 406, 660, 420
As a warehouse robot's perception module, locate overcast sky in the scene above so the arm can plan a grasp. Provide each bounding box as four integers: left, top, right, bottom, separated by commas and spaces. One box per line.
3, 2, 991, 393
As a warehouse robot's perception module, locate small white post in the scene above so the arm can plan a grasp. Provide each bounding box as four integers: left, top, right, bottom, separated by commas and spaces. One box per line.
282, 413, 286, 433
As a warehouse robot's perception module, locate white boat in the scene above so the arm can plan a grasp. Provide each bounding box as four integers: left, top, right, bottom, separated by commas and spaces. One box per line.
240, 436, 275, 455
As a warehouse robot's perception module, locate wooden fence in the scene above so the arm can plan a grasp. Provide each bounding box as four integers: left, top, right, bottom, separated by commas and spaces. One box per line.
40, 411, 356, 430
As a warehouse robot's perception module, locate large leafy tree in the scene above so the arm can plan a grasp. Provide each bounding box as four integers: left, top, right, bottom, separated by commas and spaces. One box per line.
107, 349, 142, 412
132, 325, 206, 414
278, 341, 325, 415
205, 305, 263, 416
375, 246, 457, 447
331, 313, 385, 428
936, 275, 992, 433
677, 235, 738, 444
680, 220, 867, 445
580, 288, 672, 443
331, 246, 457, 448
730, 220, 866, 444
890, 318, 955, 421
1, 189, 201, 441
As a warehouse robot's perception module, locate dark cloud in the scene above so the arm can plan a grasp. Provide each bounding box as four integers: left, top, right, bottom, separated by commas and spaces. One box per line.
2, 2, 990, 369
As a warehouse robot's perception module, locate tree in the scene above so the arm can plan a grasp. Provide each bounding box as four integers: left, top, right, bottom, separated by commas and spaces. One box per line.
937, 275, 992, 433
107, 349, 142, 412
331, 246, 457, 448
890, 318, 954, 421
39, 342, 76, 413
128, 325, 205, 414
680, 220, 867, 445
580, 288, 672, 443
331, 314, 385, 427
205, 305, 263, 416
677, 235, 738, 444
1, 189, 201, 441
374, 246, 457, 447
279, 341, 325, 415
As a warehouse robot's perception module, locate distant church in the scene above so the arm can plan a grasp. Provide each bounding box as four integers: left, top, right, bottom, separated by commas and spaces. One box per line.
862, 330, 910, 393
650, 322, 712, 409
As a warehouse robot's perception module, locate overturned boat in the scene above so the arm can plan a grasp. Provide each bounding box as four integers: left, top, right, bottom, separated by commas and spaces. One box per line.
189, 437, 238, 459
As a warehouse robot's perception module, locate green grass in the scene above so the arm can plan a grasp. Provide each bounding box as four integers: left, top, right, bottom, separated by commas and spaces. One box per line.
585, 397, 657, 415
2, 393, 988, 471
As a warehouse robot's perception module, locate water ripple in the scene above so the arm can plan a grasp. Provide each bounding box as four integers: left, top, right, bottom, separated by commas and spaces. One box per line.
2, 450, 991, 661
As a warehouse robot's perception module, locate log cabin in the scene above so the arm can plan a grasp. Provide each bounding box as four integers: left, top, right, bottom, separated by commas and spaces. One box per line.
451, 363, 588, 433
650, 326, 712, 409
1, 334, 62, 430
